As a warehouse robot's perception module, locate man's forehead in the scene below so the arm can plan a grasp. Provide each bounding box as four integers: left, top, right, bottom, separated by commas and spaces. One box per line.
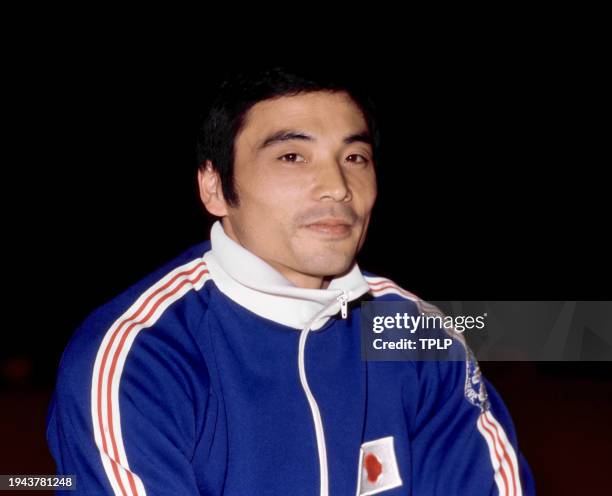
239, 91, 369, 147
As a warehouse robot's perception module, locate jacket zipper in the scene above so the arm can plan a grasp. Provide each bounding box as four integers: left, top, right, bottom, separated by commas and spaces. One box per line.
338, 291, 348, 318
298, 290, 348, 496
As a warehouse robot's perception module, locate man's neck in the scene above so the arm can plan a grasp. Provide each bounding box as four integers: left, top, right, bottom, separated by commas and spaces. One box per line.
220, 218, 333, 290
263, 261, 333, 290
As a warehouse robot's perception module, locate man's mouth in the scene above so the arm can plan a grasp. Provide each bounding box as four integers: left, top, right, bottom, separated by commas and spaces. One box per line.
304, 219, 353, 237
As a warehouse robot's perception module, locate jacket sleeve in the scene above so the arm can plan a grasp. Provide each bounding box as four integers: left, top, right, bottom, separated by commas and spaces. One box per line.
406, 347, 536, 495
46, 307, 213, 496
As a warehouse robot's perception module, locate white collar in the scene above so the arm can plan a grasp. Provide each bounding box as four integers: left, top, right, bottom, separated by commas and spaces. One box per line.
202, 220, 370, 331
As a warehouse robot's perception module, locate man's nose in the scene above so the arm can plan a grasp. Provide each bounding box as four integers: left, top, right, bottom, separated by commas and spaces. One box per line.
314, 160, 352, 202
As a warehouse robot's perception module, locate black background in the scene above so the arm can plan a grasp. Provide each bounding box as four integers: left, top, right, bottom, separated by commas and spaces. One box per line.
3, 28, 610, 495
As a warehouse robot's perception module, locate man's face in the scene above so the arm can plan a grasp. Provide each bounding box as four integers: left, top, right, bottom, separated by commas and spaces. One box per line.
219, 90, 377, 288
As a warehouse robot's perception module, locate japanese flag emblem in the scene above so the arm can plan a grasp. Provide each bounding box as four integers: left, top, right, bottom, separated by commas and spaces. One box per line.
356, 436, 403, 495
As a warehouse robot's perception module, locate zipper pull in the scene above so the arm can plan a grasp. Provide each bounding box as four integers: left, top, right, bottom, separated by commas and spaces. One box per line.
338, 291, 348, 319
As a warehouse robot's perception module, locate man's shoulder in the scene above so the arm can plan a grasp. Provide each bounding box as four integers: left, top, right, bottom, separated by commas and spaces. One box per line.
91, 239, 211, 322
359, 270, 491, 411
360, 269, 422, 308
110, 239, 213, 313
56, 240, 214, 382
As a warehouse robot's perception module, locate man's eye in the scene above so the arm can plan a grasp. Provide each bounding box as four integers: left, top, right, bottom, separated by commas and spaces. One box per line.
347, 154, 369, 164
279, 153, 307, 163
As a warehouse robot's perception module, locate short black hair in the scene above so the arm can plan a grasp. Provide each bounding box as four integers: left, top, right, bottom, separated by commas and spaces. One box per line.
196, 64, 381, 208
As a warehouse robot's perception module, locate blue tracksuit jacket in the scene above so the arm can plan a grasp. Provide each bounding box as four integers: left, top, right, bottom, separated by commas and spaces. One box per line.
46, 220, 535, 495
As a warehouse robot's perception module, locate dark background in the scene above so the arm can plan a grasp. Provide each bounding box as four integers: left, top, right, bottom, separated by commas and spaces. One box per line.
3, 34, 610, 495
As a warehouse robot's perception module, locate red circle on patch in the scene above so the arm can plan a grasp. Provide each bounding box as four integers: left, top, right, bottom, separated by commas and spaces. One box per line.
364, 452, 383, 483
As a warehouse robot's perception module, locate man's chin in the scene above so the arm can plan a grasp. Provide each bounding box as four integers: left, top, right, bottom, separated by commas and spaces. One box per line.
299, 254, 355, 279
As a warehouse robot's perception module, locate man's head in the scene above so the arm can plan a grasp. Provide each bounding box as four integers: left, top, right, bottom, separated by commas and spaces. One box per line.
197, 66, 380, 289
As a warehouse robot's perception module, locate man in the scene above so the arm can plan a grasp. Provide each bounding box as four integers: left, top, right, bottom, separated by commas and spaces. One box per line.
46, 65, 535, 495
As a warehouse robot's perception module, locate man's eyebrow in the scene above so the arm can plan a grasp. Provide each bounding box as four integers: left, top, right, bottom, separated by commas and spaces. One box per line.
256, 129, 373, 150
257, 129, 314, 150
343, 131, 373, 147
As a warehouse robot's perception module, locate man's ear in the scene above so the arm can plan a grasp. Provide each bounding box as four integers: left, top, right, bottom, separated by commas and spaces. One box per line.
197, 160, 229, 217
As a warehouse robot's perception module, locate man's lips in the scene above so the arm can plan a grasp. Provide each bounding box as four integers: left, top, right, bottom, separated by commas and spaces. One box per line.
304, 219, 353, 237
